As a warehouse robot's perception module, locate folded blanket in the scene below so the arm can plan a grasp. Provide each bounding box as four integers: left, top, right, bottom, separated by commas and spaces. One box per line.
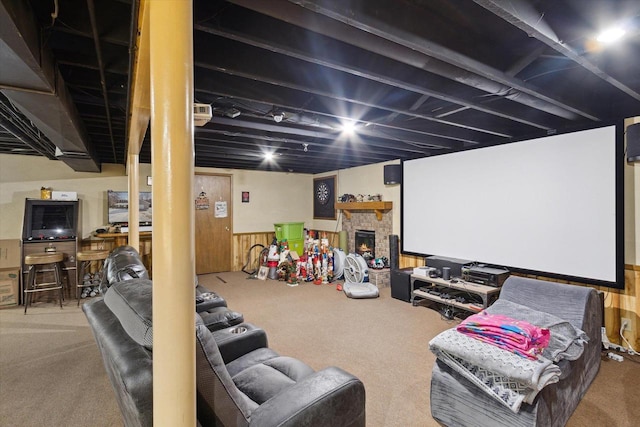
486, 299, 588, 362
429, 329, 561, 413
457, 312, 550, 359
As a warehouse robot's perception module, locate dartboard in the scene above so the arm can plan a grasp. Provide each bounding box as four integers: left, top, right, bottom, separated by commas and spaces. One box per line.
316, 182, 330, 205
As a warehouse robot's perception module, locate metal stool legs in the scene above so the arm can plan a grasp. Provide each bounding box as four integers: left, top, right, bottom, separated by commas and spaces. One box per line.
76, 260, 102, 306
76, 250, 109, 306
23, 255, 64, 314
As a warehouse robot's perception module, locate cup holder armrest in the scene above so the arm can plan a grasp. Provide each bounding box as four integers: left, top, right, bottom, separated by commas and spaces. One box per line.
212, 323, 268, 363
195, 293, 227, 312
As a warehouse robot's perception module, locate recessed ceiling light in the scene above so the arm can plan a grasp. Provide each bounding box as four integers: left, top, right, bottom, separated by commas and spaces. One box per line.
597, 26, 626, 43
340, 121, 357, 134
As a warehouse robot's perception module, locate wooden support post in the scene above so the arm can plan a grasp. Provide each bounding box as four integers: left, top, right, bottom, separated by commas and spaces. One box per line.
128, 153, 140, 251
150, 0, 196, 425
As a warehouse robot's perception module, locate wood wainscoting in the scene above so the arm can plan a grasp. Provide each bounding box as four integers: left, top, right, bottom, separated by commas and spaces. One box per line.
232, 232, 275, 272
231, 230, 424, 272
85, 230, 425, 274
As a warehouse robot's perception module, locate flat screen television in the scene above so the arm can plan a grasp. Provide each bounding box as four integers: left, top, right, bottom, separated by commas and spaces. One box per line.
22, 199, 80, 240
107, 190, 152, 225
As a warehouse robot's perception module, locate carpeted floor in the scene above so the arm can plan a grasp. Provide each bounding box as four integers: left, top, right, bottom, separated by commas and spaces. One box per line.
1, 271, 639, 426
0, 301, 121, 426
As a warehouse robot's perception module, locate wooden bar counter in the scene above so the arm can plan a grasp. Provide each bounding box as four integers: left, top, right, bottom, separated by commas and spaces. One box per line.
94, 231, 152, 248
91, 232, 153, 277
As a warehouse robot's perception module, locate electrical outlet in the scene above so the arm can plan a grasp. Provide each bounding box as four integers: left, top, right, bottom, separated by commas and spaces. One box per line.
621, 318, 631, 331
609, 343, 626, 352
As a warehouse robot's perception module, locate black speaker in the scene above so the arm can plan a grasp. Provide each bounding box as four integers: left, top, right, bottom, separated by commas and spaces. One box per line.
628, 123, 640, 162
391, 268, 413, 302
389, 234, 399, 270
384, 164, 402, 185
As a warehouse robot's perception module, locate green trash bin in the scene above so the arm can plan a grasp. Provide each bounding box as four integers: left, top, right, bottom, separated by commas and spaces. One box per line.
274, 222, 304, 241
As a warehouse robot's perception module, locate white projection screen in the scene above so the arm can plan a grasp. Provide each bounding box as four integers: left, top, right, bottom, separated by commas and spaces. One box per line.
402, 124, 623, 288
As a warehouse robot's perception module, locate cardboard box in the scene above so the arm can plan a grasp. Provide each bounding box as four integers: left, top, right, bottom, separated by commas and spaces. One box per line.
51, 191, 78, 201
0, 268, 20, 308
0, 239, 21, 269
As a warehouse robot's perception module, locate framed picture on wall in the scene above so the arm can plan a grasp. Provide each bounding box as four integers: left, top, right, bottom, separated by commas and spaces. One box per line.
313, 175, 337, 220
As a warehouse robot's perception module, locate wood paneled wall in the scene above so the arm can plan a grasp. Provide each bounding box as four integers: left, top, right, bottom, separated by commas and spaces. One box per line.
399, 254, 424, 269
232, 231, 425, 271
232, 232, 275, 272
599, 266, 639, 350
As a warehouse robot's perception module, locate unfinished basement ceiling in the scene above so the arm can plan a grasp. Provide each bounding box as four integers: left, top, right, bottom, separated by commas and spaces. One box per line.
1, 0, 639, 173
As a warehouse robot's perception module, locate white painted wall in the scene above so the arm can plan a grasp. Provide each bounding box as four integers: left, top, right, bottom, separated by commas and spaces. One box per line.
0, 156, 139, 239
312, 161, 402, 235
0, 154, 312, 239
195, 166, 312, 233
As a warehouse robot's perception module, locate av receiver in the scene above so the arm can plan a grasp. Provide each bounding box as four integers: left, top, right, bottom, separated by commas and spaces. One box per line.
462, 265, 510, 287
426, 255, 471, 278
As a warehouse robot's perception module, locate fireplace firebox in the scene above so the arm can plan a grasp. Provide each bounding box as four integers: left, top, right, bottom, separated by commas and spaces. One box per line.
355, 230, 375, 261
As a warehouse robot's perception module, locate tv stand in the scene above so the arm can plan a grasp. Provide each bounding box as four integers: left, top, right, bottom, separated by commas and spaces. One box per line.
21, 199, 81, 304
410, 274, 501, 313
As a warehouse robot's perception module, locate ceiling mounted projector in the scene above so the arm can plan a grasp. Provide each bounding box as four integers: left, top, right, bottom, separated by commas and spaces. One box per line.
193, 103, 212, 127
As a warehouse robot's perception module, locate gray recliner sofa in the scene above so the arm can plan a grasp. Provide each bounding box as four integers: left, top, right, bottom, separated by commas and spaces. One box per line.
430, 276, 602, 427
99, 245, 150, 292
99, 245, 244, 331
83, 278, 366, 426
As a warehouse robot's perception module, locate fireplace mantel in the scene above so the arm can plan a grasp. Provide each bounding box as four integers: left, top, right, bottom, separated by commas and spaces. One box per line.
335, 201, 392, 221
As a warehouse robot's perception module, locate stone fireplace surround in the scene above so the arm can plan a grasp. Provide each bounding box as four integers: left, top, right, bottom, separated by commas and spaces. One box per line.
341, 209, 392, 288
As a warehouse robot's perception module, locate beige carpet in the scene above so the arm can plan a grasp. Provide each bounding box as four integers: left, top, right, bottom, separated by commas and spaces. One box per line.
0, 301, 121, 426
1, 271, 639, 426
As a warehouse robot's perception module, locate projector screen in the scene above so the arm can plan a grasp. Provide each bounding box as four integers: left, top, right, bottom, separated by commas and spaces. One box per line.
402, 124, 623, 288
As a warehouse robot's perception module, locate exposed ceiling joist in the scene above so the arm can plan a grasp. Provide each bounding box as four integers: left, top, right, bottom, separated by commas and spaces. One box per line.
2, 0, 639, 174
474, 0, 640, 102
0, 0, 100, 172
229, 0, 597, 120
194, 22, 556, 132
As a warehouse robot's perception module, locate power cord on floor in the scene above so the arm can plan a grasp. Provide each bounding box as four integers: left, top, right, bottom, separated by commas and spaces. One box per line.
619, 320, 638, 355
602, 326, 640, 363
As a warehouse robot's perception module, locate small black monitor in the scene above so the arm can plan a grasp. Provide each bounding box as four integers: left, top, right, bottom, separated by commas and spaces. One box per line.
22, 199, 80, 240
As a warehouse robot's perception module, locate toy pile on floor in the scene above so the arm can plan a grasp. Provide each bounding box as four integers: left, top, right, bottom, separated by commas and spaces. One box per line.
269, 231, 337, 288
262, 229, 386, 300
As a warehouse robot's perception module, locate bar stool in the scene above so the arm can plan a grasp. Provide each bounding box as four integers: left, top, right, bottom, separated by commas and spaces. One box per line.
24, 252, 64, 314
76, 249, 109, 306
